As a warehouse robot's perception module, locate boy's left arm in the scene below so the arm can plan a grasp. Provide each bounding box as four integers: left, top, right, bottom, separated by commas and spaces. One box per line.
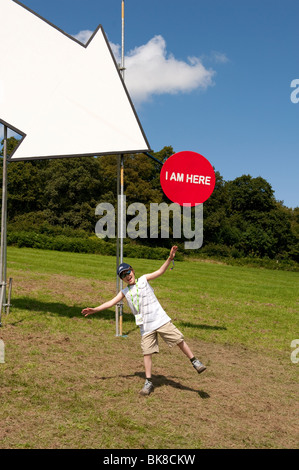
145, 246, 178, 281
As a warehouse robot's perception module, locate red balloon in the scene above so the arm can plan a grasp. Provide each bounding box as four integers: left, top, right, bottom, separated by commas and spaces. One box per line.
160, 151, 216, 206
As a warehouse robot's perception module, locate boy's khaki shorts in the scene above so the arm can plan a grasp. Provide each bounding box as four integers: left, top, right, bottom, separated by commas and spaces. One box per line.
141, 321, 184, 355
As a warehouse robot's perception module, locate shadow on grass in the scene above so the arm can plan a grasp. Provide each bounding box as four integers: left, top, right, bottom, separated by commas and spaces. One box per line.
11, 298, 225, 333
177, 321, 227, 331
99, 371, 210, 398
11, 297, 132, 323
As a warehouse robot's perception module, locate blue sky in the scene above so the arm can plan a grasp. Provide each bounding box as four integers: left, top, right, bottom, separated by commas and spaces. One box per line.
2, 0, 298, 208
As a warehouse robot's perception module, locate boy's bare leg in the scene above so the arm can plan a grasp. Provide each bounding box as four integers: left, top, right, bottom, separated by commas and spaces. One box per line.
143, 354, 152, 379
178, 340, 207, 374
140, 354, 154, 395
177, 340, 194, 359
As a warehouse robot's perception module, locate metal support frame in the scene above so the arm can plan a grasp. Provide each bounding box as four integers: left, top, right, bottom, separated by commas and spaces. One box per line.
115, 1, 127, 337
0, 1, 157, 333
143, 152, 163, 166
114, 3, 164, 337
115, 156, 120, 336
116, 154, 125, 337
0, 125, 12, 327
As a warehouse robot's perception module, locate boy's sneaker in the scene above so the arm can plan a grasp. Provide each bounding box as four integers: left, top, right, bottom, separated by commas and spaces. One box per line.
139, 379, 154, 396
191, 358, 207, 374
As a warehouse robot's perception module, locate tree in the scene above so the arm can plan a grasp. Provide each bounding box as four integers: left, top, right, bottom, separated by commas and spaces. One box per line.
1, 136, 298, 261
226, 174, 275, 213
224, 175, 297, 259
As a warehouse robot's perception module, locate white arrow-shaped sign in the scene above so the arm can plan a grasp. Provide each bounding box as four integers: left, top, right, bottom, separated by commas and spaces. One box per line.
0, 0, 151, 160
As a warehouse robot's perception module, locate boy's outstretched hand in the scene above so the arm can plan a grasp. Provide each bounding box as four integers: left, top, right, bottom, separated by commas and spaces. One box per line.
81, 307, 96, 317
169, 246, 178, 260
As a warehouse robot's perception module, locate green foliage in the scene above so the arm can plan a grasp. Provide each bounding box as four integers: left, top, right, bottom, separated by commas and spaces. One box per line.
6, 230, 175, 261
1, 137, 298, 266
226, 174, 275, 212
203, 172, 299, 263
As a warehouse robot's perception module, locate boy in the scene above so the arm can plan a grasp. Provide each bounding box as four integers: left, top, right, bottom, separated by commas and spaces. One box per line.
81, 246, 206, 396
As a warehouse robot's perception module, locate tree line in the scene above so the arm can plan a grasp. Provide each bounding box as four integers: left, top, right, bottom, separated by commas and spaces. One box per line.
1, 137, 298, 263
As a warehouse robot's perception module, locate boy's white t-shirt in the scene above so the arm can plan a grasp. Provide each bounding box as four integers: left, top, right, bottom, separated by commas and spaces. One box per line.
122, 275, 171, 336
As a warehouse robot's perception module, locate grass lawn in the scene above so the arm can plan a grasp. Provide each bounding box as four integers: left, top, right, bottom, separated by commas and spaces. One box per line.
0, 247, 298, 449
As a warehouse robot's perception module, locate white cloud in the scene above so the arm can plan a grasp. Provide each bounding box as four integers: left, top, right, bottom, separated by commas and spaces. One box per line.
210, 51, 229, 64
72, 30, 121, 64
124, 36, 215, 105
73, 29, 94, 45
73, 31, 218, 105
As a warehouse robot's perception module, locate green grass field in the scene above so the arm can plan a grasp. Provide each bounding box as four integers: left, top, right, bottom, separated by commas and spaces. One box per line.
0, 247, 298, 449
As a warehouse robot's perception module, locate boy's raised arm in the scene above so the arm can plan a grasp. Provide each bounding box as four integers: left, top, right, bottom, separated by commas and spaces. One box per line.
82, 291, 125, 317
145, 246, 178, 281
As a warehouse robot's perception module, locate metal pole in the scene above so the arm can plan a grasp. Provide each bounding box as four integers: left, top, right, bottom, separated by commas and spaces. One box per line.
6, 278, 12, 315
120, 0, 125, 266
115, 156, 120, 336
115, 1, 126, 337
119, 1, 125, 336
0, 126, 8, 326
143, 152, 164, 166
121, 0, 125, 80
119, 154, 124, 335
